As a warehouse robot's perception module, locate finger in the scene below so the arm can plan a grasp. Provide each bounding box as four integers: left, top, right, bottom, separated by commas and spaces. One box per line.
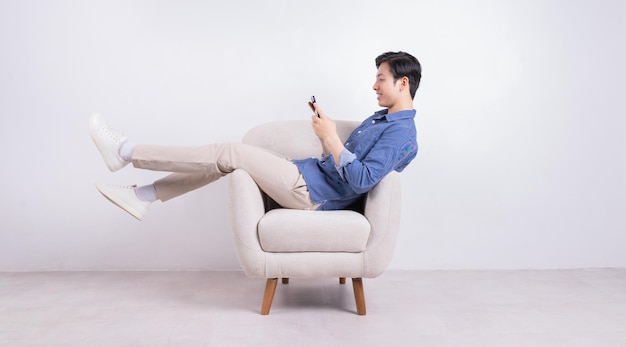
314, 105, 324, 118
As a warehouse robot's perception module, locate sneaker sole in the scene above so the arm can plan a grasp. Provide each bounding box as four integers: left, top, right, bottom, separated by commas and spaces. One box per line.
95, 184, 146, 221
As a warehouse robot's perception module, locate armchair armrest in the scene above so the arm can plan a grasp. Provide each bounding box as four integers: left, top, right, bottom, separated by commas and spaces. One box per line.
362, 171, 402, 277
229, 169, 267, 278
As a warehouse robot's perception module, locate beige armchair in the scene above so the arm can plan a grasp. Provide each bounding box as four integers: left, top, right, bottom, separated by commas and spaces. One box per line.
229, 120, 402, 315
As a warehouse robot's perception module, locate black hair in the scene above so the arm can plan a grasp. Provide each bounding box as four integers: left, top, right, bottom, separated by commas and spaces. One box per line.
375, 51, 421, 99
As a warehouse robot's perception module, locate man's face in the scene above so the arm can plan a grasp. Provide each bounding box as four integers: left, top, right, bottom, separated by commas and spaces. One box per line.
373, 62, 401, 108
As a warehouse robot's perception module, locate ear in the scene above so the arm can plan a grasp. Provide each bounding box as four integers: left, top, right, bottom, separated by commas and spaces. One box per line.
400, 76, 409, 91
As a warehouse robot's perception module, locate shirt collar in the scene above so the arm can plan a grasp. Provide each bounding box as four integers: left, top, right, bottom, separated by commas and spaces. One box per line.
374, 109, 416, 121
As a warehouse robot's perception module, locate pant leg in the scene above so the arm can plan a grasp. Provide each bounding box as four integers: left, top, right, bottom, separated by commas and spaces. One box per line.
132, 142, 317, 210
153, 172, 221, 202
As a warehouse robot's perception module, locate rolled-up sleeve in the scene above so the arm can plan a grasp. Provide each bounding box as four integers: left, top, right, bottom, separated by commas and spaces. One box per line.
334, 148, 357, 180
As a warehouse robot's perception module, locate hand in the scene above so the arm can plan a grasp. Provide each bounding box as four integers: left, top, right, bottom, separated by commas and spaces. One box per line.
309, 102, 344, 164
309, 102, 336, 140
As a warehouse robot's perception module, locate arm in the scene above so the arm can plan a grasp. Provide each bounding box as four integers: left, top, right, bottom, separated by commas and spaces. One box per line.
341, 126, 416, 194
314, 120, 416, 194
310, 103, 416, 194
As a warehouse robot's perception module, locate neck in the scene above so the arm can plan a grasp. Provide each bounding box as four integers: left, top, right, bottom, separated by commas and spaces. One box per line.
388, 98, 414, 114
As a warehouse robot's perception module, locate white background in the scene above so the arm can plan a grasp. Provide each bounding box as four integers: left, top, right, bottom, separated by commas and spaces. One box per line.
1, 0, 624, 271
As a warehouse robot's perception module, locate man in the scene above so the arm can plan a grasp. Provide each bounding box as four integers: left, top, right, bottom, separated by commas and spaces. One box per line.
91, 51, 421, 220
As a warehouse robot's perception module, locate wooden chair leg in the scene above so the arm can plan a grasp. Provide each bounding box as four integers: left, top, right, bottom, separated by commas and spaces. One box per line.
282, 278, 290, 284
352, 278, 367, 315
261, 278, 278, 315
339, 277, 346, 284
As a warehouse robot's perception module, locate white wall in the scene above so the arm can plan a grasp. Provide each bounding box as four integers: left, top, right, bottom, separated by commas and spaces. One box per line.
1, 0, 625, 271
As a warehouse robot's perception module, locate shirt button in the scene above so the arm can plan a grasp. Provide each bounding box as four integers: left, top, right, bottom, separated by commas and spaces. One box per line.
371, 120, 375, 124
357, 131, 362, 134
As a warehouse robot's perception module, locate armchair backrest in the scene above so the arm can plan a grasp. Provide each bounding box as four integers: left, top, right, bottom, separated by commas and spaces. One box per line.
242, 120, 360, 160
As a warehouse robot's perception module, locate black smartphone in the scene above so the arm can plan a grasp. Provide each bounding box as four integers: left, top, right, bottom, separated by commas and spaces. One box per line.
310, 95, 320, 117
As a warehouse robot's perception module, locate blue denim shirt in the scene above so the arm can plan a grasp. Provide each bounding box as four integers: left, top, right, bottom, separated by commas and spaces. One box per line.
293, 109, 417, 210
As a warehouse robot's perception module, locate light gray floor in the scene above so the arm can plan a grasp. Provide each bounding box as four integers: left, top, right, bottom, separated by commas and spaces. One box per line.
1, 269, 625, 346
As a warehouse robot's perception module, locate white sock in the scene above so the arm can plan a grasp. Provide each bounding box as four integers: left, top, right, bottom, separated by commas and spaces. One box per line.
118, 141, 135, 162
134, 184, 159, 202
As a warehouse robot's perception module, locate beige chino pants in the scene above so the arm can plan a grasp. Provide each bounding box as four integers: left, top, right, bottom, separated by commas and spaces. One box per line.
131, 143, 317, 210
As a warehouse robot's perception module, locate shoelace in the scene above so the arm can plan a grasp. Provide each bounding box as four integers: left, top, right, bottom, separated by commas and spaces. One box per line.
100, 125, 125, 143
109, 184, 137, 189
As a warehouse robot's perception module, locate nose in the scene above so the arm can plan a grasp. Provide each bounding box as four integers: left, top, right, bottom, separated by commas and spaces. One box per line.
372, 81, 378, 90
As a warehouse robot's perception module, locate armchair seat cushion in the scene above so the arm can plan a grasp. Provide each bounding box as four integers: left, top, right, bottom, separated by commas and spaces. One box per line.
258, 209, 371, 252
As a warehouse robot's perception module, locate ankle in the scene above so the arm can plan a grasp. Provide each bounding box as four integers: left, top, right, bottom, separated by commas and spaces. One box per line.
134, 184, 158, 203
118, 141, 135, 162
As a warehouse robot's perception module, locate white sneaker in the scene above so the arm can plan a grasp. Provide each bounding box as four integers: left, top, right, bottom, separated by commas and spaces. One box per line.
89, 114, 129, 172
95, 183, 151, 220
